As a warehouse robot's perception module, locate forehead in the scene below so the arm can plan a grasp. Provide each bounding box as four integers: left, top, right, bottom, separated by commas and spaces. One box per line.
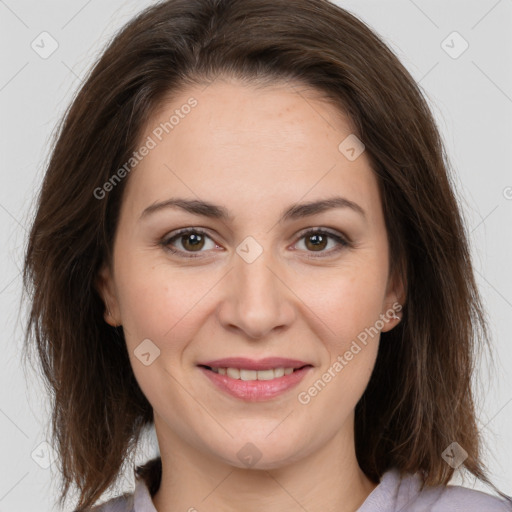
121, 78, 380, 224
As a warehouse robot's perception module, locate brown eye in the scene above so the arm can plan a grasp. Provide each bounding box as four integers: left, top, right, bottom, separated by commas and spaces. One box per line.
295, 229, 350, 258
180, 232, 206, 251
162, 228, 217, 257
304, 233, 329, 252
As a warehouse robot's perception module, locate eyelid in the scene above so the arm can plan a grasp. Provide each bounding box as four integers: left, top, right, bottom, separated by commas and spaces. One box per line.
294, 226, 351, 245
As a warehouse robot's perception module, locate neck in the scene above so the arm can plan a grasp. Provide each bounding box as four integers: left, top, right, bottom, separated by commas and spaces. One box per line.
151, 415, 378, 512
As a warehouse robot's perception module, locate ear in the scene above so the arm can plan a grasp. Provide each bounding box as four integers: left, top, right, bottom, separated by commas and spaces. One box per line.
380, 266, 406, 333
95, 263, 122, 327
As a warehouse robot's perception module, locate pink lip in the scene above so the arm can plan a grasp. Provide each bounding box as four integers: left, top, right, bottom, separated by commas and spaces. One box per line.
198, 357, 310, 371
198, 359, 313, 401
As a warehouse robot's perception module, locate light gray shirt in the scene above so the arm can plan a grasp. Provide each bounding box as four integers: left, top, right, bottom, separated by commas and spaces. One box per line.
89, 467, 512, 511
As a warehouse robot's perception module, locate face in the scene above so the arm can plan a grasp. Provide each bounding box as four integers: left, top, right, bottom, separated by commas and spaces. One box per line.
98, 77, 403, 469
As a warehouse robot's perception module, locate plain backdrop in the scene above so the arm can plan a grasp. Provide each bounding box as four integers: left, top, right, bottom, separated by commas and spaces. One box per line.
1, 0, 511, 510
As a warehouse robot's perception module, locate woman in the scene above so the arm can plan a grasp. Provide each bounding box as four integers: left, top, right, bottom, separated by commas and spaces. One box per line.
22, 0, 512, 511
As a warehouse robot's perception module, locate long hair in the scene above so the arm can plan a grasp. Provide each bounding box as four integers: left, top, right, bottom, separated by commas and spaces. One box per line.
22, 0, 511, 509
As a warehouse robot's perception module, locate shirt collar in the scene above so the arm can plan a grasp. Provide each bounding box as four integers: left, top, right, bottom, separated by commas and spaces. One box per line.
133, 472, 158, 511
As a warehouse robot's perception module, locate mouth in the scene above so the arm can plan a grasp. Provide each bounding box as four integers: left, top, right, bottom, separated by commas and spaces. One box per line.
197, 358, 313, 401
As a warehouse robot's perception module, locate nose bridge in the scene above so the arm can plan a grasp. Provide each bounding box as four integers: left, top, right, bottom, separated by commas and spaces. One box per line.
219, 236, 294, 339
235, 233, 276, 288
238, 246, 276, 300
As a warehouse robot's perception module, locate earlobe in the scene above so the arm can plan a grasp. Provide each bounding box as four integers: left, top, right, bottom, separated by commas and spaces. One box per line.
103, 298, 119, 327
381, 269, 406, 332
95, 263, 121, 327
380, 305, 402, 333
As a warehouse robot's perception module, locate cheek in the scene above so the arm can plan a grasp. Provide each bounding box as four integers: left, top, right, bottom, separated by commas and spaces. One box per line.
294, 266, 385, 417
114, 263, 201, 406
115, 273, 169, 346
114, 257, 220, 366
299, 259, 389, 347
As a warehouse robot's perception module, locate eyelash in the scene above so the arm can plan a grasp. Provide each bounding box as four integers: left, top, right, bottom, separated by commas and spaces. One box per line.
160, 227, 351, 259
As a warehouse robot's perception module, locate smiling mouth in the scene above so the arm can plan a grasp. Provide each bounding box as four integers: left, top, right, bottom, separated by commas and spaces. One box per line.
199, 365, 312, 381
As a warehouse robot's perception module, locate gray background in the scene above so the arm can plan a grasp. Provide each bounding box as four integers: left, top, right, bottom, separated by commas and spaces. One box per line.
1, 0, 511, 510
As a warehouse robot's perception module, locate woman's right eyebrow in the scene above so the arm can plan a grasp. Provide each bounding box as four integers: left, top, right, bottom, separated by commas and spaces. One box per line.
138, 196, 367, 223
139, 198, 233, 221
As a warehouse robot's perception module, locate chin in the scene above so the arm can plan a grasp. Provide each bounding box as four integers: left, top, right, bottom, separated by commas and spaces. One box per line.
209, 437, 309, 471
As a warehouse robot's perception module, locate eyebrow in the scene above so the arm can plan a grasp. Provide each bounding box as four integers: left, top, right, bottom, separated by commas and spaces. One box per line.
139, 196, 366, 222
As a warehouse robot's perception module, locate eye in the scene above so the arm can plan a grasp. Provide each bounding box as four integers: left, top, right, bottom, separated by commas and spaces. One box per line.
293, 228, 350, 258
161, 228, 219, 258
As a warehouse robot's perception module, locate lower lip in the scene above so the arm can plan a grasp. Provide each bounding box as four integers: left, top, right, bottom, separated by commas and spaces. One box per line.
199, 366, 312, 401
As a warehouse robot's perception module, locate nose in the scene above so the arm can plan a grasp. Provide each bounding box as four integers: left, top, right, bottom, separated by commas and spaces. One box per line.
216, 244, 296, 340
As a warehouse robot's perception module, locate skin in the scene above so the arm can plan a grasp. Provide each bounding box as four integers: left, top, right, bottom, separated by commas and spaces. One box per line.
98, 77, 404, 512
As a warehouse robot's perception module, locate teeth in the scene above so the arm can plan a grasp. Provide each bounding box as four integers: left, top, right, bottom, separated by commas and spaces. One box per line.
226, 368, 240, 379
274, 367, 285, 378
211, 367, 299, 380
254, 369, 275, 380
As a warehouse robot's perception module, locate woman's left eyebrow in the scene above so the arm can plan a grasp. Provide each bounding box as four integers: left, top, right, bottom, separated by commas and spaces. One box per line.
139, 196, 366, 222
282, 196, 366, 222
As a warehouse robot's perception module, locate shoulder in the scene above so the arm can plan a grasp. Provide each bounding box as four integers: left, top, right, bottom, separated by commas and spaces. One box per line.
81, 473, 155, 512
359, 468, 512, 511
84, 491, 134, 512
430, 481, 512, 512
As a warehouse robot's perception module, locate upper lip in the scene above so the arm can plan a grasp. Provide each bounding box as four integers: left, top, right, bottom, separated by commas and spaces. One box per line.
198, 357, 312, 371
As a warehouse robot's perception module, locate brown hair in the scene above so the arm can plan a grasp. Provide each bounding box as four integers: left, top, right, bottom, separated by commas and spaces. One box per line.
22, 0, 511, 509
